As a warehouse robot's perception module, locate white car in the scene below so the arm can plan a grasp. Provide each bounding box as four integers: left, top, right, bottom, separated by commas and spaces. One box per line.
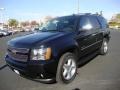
0, 30, 10, 36
0, 32, 3, 37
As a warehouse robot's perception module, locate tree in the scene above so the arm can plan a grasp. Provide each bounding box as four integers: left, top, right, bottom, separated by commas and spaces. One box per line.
109, 22, 118, 26
21, 21, 30, 27
39, 21, 43, 27
8, 19, 18, 28
109, 13, 120, 28
30, 21, 39, 26
110, 13, 120, 23
30, 21, 39, 28
44, 16, 53, 22
116, 14, 120, 19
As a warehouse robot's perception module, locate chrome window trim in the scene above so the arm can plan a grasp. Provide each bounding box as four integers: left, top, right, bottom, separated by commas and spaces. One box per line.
81, 40, 102, 51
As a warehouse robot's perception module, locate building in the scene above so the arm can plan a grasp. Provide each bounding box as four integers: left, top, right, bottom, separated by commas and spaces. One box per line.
0, 23, 3, 29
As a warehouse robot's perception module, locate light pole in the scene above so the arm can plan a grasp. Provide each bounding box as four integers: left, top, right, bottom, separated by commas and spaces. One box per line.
77, 0, 80, 14
0, 8, 5, 23
0, 8, 5, 29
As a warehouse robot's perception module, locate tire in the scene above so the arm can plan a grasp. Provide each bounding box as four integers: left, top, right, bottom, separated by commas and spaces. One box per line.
99, 38, 108, 55
56, 52, 77, 84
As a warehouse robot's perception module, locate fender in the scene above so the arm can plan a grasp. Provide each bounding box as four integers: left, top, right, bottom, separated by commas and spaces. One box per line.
50, 35, 80, 61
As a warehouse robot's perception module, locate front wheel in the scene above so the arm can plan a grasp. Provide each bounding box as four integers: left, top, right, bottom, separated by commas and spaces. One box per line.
56, 52, 77, 84
99, 39, 108, 55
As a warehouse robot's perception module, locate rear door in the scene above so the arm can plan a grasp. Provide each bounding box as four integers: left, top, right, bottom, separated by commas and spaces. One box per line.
88, 16, 102, 50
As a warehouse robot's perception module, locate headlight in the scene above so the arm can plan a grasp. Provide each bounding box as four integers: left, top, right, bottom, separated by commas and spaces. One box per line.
31, 46, 52, 60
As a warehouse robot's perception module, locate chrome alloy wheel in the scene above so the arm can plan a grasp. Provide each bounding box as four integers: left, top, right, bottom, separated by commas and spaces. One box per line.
103, 41, 108, 53
62, 58, 76, 80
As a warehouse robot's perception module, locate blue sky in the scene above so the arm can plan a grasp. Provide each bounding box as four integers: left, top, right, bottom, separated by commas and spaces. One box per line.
1, 0, 120, 22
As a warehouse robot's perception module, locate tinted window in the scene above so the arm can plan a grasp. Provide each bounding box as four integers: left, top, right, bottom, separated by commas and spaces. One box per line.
88, 16, 100, 29
79, 16, 92, 30
79, 15, 100, 33
79, 16, 100, 29
79, 16, 90, 29
39, 16, 76, 32
97, 16, 108, 29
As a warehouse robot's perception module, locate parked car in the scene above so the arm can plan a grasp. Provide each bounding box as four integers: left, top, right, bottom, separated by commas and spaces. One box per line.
7, 30, 18, 35
8, 30, 14, 35
32, 27, 40, 33
0, 30, 11, 36
0, 32, 3, 37
12, 29, 20, 34
5, 13, 110, 84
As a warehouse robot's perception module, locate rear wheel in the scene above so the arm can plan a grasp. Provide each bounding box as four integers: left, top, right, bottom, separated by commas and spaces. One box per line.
56, 52, 77, 84
99, 39, 108, 55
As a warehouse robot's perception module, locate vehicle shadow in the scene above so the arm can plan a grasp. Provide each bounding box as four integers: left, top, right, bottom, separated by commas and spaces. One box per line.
22, 76, 56, 84
0, 64, 8, 70
77, 51, 98, 68
72, 88, 81, 90
21, 74, 56, 84
29, 78, 56, 84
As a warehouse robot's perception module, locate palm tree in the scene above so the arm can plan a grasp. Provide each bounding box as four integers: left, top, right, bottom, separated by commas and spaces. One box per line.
8, 19, 19, 28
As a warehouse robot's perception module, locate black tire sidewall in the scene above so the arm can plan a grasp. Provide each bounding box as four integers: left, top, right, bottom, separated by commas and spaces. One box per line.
100, 39, 108, 55
56, 52, 77, 84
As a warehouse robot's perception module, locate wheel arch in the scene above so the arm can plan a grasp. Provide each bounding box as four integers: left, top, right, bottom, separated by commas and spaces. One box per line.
58, 45, 80, 62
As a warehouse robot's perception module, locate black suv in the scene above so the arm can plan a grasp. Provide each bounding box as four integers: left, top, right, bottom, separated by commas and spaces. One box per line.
5, 13, 110, 84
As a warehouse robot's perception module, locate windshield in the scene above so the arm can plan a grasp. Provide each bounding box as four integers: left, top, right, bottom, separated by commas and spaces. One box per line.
39, 16, 76, 32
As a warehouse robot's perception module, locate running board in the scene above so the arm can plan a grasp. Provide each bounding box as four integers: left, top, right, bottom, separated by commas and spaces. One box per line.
77, 50, 99, 67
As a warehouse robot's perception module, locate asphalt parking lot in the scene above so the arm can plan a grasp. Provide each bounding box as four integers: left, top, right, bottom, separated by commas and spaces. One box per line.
0, 30, 120, 90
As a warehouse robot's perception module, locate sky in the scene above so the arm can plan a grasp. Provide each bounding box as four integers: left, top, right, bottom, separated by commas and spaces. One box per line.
0, 0, 120, 23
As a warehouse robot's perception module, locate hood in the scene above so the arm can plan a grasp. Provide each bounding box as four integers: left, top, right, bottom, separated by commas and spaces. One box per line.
8, 32, 64, 48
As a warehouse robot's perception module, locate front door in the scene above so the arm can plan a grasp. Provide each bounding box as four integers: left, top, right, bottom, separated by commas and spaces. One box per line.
76, 15, 101, 57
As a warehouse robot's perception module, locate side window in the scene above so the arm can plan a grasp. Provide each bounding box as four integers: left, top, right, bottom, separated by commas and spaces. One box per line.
89, 16, 100, 29
79, 16, 101, 34
79, 16, 92, 32
97, 16, 108, 29
57, 17, 76, 31
88, 16, 100, 33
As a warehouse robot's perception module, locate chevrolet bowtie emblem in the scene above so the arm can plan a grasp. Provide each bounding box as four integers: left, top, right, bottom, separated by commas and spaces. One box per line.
12, 50, 17, 54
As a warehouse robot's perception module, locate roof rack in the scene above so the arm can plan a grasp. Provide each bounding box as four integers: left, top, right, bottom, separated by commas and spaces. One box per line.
84, 13, 91, 15
72, 13, 102, 16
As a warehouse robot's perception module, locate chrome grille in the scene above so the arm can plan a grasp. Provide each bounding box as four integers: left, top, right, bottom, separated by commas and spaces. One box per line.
7, 46, 29, 62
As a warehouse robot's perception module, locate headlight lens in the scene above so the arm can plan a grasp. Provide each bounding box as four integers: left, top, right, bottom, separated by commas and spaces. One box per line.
31, 47, 52, 60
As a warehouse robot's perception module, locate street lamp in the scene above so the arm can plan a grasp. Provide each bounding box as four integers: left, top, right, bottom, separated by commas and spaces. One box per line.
0, 8, 5, 29
77, 0, 80, 14
0, 8, 5, 22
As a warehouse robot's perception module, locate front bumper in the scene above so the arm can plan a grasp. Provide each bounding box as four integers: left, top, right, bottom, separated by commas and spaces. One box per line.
5, 55, 58, 80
